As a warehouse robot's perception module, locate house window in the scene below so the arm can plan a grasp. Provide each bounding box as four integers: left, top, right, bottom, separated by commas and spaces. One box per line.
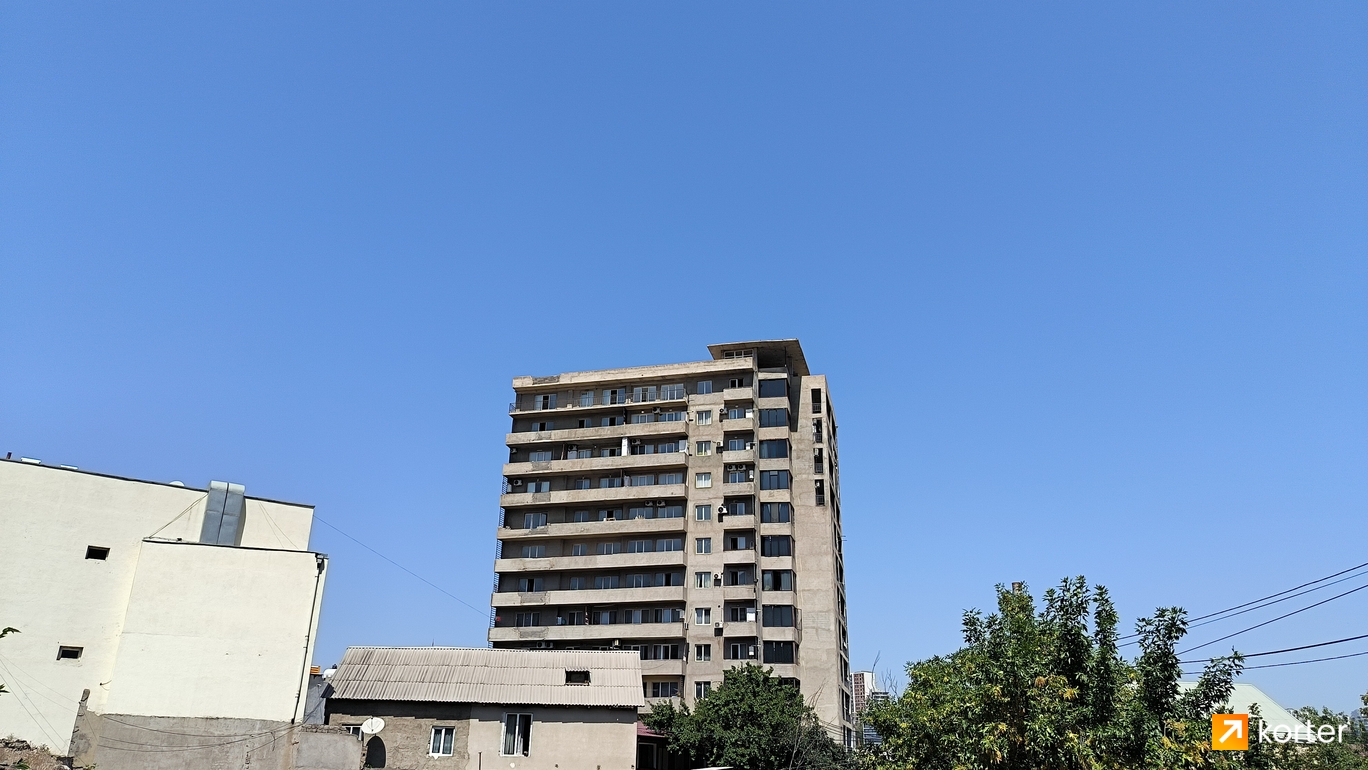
758, 409, 788, 428
565, 670, 591, 685
604, 389, 626, 405
534, 394, 557, 410
597, 542, 622, 555
696, 410, 713, 425
695, 473, 712, 489
520, 545, 546, 558
659, 505, 684, 519
594, 575, 620, 589
85, 546, 110, 560
695, 681, 712, 699
695, 572, 712, 588
723, 499, 750, 517
696, 441, 713, 456
659, 472, 684, 485
725, 642, 756, 660
631, 474, 656, 487
761, 536, 792, 557
517, 577, 544, 592
697, 380, 714, 394
763, 641, 796, 664
814, 448, 824, 474
501, 713, 533, 756
727, 436, 748, 451
813, 418, 823, 443
725, 406, 749, 420
523, 512, 547, 528
514, 612, 541, 627
628, 540, 654, 554
811, 388, 823, 413
529, 450, 553, 462
633, 386, 658, 403
725, 568, 753, 586
725, 534, 750, 551
761, 503, 791, 523
762, 570, 794, 591
526, 480, 550, 493
758, 440, 788, 459
531, 421, 553, 432
650, 681, 680, 698
695, 608, 711, 625
579, 391, 595, 407
572, 510, 591, 523
574, 478, 590, 490
758, 379, 787, 398
628, 573, 653, 588
56, 646, 83, 660
662, 384, 686, 400
695, 644, 712, 662
726, 467, 750, 484
763, 605, 795, 627
759, 470, 790, 490
657, 538, 683, 552
568, 576, 587, 589
728, 604, 756, 622
695, 538, 712, 554
695, 505, 712, 521
599, 477, 623, 488
602, 416, 621, 427
815, 479, 826, 506
629, 507, 654, 520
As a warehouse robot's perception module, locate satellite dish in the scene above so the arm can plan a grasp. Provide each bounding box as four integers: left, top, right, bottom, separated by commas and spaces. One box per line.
360, 717, 385, 735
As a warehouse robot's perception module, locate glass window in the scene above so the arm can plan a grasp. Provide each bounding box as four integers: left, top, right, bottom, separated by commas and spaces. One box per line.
597, 542, 622, 555
501, 713, 532, 756
695, 608, 711, 624
631, 474, 656, 486
523, 512, 547, 528
659, 472, 683, 485
761, 503, 791, 523
599, 477, 623, 488
574, 478, 590, 490
761, 536, 792, 557
520, 544, 546, 558
695, 681, 712, 699
656, 538, 682, 552
650, 681, 680, 698
572, 510, 590, 522
696, 410, 712, 425
658, 505, 684, 519
570, 543, 588, 556
659, 411, 685, 422
758, 379, 787, 398
517, 577, 543, 592
759, 470, 790, 490
661, 384, 685, 400
593, 575, 620, 589
695, 473, 712, 489
696, 441, 713, 456
695, 571, 711, 588
759, 409, 788, 428
695, 505, 712, 521
761, 570, 794, 591
529, 450, 553, 462
758, 440, 788, 459
430, 726, 455, 756
568, 576, 587, 590
628, 539, 654, 553
763, 641, 795, 664
727, 467, 750, 484
695, 644, 712, 662
763, 605, 795, 627
696, 538, 712, 554
696, 381, 713, 395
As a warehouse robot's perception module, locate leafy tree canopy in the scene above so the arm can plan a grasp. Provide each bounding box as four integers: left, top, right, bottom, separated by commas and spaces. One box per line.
644, 663, 848, 770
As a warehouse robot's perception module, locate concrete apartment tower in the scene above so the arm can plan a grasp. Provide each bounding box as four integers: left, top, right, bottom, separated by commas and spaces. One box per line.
489, 339, 853, 745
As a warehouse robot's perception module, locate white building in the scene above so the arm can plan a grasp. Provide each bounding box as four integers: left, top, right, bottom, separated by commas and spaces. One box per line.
0, 458, 342, 770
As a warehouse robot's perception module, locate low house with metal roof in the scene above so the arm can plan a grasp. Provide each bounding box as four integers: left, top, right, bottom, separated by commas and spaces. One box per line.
325, 647, 645, 770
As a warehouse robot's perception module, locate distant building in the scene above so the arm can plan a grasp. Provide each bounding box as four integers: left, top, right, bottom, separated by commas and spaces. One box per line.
490, 339, 854, 746
325, 647, 644, 769
0, 458, 353, 770
851, 670, 888, 747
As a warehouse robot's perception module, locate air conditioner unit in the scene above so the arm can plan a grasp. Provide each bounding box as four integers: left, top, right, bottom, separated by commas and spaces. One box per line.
645, 501, 655, 507
653, 407, 662, 414
746, 442, 755, 450
714, 622, 721, 629
717, 505, 728, 515
656, 500, 666, 507
632, 439, 642, 445
749, 645, 758, 658
536, 641, 553, 649
511, 479, 524, 487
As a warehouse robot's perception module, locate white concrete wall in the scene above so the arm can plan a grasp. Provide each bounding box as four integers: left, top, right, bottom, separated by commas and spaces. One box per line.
104, 540, 325, 721
0, 460, 323, 749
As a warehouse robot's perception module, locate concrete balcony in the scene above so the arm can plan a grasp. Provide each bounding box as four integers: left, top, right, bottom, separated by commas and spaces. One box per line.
720, 481, 755, 496
506, 421, 685, 447
638, 659, 686, 677
722, 585, 759, 601
758, 555, 794, 571
491, 586, 686, 608
722, 621, 757, 637
504, 451, 688, 478
718, 417, 754, 431
721, 387, 754, 402
500, 483, 688, 509
499, 517, 686, 541
720, 449, 755, 463
762, 625, 801, 643
489, 622, 685, 644
495, 550, 686, 574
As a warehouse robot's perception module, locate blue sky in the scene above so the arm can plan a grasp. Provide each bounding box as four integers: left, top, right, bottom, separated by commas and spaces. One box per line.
2, 3, 1365, 711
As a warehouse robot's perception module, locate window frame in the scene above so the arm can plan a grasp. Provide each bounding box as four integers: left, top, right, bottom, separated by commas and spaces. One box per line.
430, 725, 455, 756
501, 713, 533, 757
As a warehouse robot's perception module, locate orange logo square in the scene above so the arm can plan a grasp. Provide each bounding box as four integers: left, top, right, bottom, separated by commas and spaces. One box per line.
1212, 714, 1249, 750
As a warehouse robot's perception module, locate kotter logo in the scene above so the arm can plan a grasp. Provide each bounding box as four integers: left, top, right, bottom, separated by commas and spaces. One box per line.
1211, 714, 1351, 750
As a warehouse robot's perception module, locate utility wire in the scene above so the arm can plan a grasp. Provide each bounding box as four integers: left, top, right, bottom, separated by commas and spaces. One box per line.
1182, 570, 1368, 633
1177, 581, 1368, 655
313, 515, 488, 617
1118, 560, 1368, 641
1179, 632, 1368, 664
1183, 649, 1368, 673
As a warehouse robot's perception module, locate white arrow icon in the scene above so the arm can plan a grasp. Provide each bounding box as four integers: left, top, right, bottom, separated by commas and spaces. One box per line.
1221, 719, 1244, 743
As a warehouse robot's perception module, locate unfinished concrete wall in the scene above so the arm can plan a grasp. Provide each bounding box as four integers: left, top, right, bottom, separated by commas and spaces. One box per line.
70, 713, 358, 770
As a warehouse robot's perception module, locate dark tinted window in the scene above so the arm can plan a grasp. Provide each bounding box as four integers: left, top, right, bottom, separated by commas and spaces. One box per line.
758, 440, 788, 459
759, 470, 790, 490
763, 641, 795, 664
758, 379, 787, 398
762, 570, 794, 591
761, 503, 790, 523
763, 605, 794, 627
762, 536, 792, 557
759, 409, 788, 428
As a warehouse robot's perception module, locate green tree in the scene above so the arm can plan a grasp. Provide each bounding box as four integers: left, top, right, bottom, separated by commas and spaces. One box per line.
644, 663, 850, 770
862, 578, 1244, 770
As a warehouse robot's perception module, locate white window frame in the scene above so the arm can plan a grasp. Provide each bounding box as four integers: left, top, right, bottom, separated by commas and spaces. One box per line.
696, 410, 713, 425
695, 607, 711, 625
696, 441, 713, 456
430, 725, 455, 756
501, 712, 533, 757
695, 644, 712, 662
695, 504, 711, 521
696, 538, 712, 554
695, 472, 712, 489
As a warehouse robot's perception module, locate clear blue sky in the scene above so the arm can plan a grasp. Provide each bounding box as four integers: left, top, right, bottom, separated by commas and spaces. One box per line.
3, 3, 1365, 711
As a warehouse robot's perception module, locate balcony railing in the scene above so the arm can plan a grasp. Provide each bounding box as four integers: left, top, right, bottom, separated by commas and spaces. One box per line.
510, 387, 692, 413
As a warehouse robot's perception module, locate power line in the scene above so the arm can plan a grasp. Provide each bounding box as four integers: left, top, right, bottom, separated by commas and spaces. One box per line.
1179, 632, 1368, 664
1183, 570, 1368, 633
1177, 581, 1368, 655
1119, 559, 1368, 642
313, 514, 488, 617
1183, 649, 1368, 673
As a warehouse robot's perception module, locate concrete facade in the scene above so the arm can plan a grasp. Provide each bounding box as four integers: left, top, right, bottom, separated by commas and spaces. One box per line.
0, 459, 332, 768
489, 340, 853, 745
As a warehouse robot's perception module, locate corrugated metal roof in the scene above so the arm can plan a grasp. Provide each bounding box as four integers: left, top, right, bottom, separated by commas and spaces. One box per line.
329, 647, 646, 709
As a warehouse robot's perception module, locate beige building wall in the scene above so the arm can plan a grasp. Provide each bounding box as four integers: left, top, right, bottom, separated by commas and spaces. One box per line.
488, 340, 853, 745
0, 459, 325, 753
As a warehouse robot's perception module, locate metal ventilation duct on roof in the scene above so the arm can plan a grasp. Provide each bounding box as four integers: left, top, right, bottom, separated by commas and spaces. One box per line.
200, 480, 246, 545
